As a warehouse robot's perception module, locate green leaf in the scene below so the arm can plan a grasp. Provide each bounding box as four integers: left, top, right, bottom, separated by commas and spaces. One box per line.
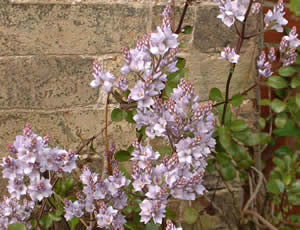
289, 180, 300, 193
290, 0, 300, 16
267, 76, 289, 89
232, 129, 269, 146
115, 150, 131, 162
267, 179, 285, 194
125, 111, 136, 124
296, 55, 300, 65
218, 126, 232, 150
146, 222, 160, 230
260, 99, 271, 106
288, 193, 300, 205
274, 146, 292, 157
220, 164, 236, 181
184, 207, 198, 224
176, 57, 186, 70
8, 224, 26, 230
216, 152, 231, 167
156, 146, 173, 156
124, 89, 130, 99
273, 120, 300, 137
279, 66, 297, 77
271, 99, 286, 113
273, 157, 286, 169
40, 215, 53, 229
165, 208, 176, 221
230, 93, 243, 106
167, 70, 184, 84
230, 120, 248, 132
296, 93, 300, 107
291, 76, 300, 88
217, 104, 232, 125
275, 113, 288, 128
209, 88, 223, 102
164, 81, 177, 98
183, 25, 193, 34
259, 117, 266, 129
61, 177, 74, 196
111, 108, 126, 122
68, 217, 80, 230
48, 212, 62, 222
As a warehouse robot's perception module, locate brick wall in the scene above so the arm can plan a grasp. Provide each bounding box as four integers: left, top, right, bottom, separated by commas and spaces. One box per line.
0, 0, 259, 229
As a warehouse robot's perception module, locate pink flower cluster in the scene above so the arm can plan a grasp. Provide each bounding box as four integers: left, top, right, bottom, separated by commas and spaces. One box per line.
0, 123, 77, 229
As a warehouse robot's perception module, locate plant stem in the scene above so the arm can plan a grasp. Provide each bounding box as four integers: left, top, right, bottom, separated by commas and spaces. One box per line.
75, 121, 113, 155
175, 0, 190, 34
221, 0, 254, 125
105, 94, 112, 176
213, 83, 257, 107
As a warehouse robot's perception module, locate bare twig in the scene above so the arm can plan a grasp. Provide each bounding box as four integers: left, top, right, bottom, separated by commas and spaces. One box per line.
75, 121, 113, 155
242, 167, 264, 214
244, 210, 278, 230
204, 195, 233, 230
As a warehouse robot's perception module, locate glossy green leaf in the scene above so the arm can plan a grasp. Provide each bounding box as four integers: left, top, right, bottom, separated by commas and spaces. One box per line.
290, 0, 300, 16
271, 99, 286, 113
125, 111, 136, 124
259, 117, 266, 129
209, 88, 223, 102
289, 180, 300, 193
156, 146, 173, 156
288, 193, 300, 205
267, 76, 288, 89
216, 152, 231, 166
68, 217, 80, 230
48, 212, 62, 222
183, 25, 193, 34
273, 120, 300, 137
218, 126, 232, 150
260, 99, 271, 106
279, 66, 297, 77
230, 120, 248, 132
146, 222, 160, 230
8, 224, 26, 230
115, 150, 131, 162
267, 179, 285, 194
273, 157, 286, 169
111, 108, 126, 122
176, 57, 186, 70
230, 93, 243, 106
184, 207, 198, 224
296, 55, 300, 65
220, 164, 236, 181
274, 146, 292, 157
167, 70, 184, 84
291, 76, 300, 88
40, 215, 53, 229
275, 113, 288, 128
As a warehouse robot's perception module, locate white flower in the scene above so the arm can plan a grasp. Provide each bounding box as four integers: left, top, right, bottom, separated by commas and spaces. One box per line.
220, 46, 240, 63
264, 0, 288, 32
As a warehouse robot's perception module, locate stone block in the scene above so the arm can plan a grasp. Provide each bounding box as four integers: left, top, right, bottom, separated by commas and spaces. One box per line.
0, 109, 135, 156
0, 55, 101, 109
0, 4, 148, 55
184, 40, 257, 100
194, 6, 259, 52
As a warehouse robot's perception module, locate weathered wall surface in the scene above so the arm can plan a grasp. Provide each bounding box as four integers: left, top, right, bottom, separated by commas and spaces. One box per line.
0, 0, 259, 229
